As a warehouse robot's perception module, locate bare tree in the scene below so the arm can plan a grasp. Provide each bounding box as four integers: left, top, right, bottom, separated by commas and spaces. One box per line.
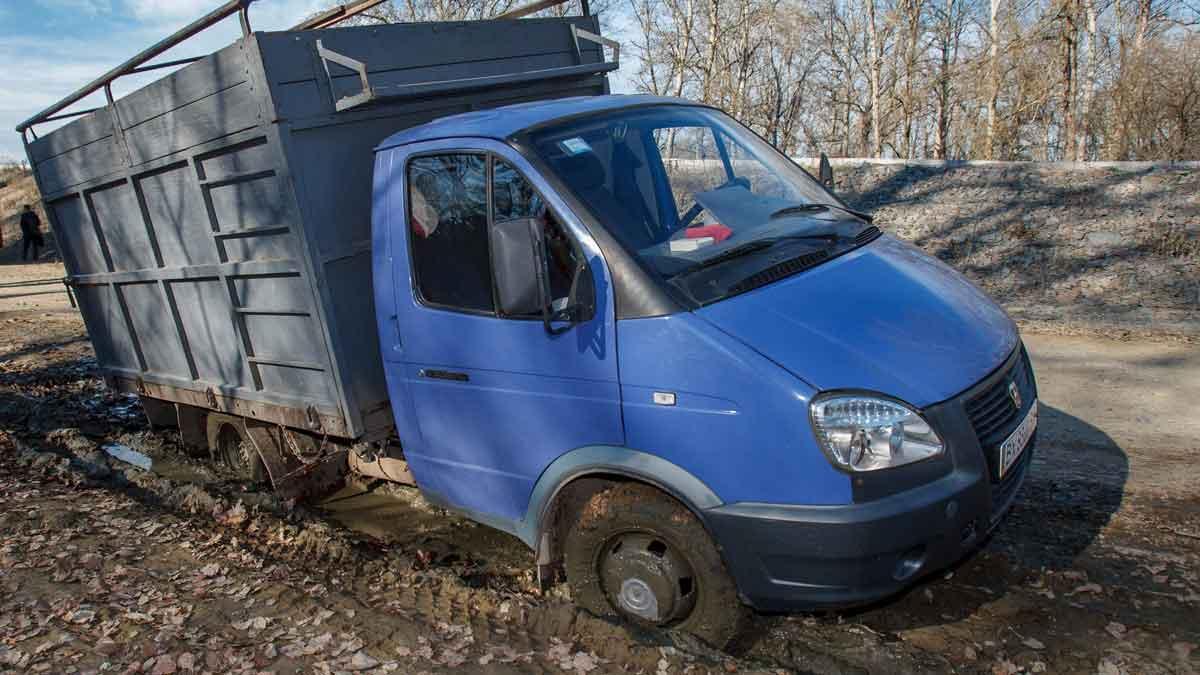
314, 0, 1200, 160
985, 0, 1003, 158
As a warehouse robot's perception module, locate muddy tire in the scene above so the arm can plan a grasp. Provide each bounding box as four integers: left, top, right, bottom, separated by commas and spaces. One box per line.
563, 482, 747, 648
205, 414, 266, 483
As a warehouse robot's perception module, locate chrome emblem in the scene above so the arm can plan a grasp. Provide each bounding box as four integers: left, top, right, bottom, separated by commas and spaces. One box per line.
1008, 382, 1022, 410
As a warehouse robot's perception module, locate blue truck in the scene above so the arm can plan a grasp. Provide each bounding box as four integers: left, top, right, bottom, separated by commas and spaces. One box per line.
18, 0, 1037, 647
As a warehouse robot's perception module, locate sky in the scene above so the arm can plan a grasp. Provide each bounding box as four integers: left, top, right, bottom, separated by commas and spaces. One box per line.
0, 0, 637, 164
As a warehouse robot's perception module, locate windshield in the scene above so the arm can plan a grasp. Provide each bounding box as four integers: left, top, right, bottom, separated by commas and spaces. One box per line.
527, 105, 876, 305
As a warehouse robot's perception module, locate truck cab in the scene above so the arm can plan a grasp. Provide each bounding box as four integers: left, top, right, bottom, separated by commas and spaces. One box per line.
372, 95, 1039, 645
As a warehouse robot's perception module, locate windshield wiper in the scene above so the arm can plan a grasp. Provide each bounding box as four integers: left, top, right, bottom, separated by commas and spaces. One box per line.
769, 202, 874, 223
670, 233, 844, 278
675, 240, 774, 275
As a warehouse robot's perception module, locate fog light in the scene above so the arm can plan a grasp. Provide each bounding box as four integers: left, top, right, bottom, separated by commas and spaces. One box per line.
893, 545, 926, 581
960, 521, 978, 545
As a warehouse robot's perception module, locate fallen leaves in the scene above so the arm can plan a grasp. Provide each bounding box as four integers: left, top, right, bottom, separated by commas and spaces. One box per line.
1068, 582, 1104, 596
214, 502, 248, 528
95, 637, 121, 656
347, 650, 380, 671
148, 653, 177, 675
5, 380, 1198, 675
65, 607, 95, 624
548, 638, 602, 674
0, 646, 31, 669
991, 659, 1020, 675
231, 615, 270, 633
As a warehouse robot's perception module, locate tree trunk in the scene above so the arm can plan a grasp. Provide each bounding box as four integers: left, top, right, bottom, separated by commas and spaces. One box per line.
1061, 0, 1078, 161
935, 0, 954, 158
867, 0, 882, 157
1077, 0, 1097, 160
701, 0, 722, 102
1134, 0, 1150, 53
986, 0, 1001, 159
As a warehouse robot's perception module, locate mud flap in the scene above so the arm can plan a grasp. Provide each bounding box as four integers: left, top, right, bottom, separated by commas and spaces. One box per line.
536, 531, 560, 594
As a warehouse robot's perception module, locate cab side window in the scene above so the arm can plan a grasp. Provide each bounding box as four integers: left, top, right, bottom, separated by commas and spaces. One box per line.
407, 154, 494, 313
492, 159, 588, 316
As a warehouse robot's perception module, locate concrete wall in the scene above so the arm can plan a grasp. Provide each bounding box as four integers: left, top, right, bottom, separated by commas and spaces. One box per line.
797, 160, 1200, 336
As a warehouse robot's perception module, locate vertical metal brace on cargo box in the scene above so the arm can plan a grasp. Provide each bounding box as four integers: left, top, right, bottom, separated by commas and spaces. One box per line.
316, 25, 620, 113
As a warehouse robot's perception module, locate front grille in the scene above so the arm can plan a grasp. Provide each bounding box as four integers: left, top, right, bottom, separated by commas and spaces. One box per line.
964, 349, 1033, 446
962, 346, 1037, 515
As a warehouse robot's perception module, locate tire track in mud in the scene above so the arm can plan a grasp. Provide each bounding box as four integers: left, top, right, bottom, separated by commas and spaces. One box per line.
0, 343, 762, 672
0, 350, 973, 674
14, 330, 1198, 674
3, 432, 777, 674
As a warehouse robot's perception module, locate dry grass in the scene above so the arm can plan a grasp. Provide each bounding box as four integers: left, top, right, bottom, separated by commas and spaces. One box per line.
1147, 224, 1200, 258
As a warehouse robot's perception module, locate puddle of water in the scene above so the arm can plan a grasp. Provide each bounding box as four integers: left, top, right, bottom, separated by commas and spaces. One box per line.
317, 481, 533, 571
148, 458, 214, 484
317, 483, 445, 542
82, 392, 142, 421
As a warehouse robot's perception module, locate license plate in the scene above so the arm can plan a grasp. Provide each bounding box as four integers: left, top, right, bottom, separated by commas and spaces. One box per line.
998, 400, 1037, 479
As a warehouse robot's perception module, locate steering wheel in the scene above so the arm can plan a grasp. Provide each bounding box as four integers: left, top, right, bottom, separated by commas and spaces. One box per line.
675, 176, 751, 231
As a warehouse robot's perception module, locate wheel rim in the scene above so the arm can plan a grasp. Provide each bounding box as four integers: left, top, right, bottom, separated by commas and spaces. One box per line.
598, 532, 697, 625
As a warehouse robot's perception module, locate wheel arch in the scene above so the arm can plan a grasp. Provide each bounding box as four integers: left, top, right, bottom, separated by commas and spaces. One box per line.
518, 446, 724, 560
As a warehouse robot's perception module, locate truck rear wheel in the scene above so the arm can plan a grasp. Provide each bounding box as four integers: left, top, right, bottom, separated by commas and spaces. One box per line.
562, 483, 747, 648
205, 414, 266, 483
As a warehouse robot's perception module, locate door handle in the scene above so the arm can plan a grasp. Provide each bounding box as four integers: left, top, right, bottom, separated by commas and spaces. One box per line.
419, 369, 469, 382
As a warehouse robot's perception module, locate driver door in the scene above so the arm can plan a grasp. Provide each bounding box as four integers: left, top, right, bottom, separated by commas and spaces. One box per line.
383, 140, 622, 522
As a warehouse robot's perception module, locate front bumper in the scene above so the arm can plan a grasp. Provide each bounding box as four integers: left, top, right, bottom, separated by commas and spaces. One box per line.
705, 445, 1031, 611
705, 346, 1037, 612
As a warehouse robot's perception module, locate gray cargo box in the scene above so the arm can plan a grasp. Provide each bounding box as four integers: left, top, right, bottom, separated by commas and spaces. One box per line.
20, 14, 614, 441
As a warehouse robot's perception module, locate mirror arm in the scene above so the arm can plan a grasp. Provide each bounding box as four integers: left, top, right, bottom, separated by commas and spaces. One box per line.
529, 220, 562, 335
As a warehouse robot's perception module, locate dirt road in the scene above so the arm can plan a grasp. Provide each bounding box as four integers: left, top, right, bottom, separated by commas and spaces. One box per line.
1, 262, 1197, 674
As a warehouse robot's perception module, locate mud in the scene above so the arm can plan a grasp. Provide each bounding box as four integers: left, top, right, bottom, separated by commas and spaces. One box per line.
2, 263, 1199, 674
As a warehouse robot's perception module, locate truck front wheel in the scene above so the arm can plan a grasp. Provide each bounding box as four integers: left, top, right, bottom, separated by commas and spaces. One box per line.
562, 483, 747, 648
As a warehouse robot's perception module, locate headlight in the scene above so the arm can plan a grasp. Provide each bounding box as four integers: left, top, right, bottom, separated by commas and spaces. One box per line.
810, 394, 944, 472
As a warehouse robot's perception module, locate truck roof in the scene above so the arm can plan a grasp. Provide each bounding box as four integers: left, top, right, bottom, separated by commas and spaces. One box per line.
375, 94, 692, 152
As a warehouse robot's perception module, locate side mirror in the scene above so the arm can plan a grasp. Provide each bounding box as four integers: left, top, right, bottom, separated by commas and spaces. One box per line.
490, 217, 546, 317
491, 217, 590, 335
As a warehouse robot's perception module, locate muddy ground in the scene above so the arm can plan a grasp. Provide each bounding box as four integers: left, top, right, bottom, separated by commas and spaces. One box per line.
1, 263, 1198, 675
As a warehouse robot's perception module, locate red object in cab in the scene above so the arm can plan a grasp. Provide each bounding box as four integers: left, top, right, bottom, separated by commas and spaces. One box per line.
685, 224, 733, 242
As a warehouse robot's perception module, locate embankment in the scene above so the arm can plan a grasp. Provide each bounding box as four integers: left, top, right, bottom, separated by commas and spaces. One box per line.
800, 160, 1200, 337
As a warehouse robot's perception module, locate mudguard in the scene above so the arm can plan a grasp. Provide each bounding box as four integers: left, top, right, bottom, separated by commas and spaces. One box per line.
516, 445, 723, 548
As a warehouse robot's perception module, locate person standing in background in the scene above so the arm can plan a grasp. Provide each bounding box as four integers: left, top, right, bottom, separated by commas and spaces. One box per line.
20, 204, 44, 262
